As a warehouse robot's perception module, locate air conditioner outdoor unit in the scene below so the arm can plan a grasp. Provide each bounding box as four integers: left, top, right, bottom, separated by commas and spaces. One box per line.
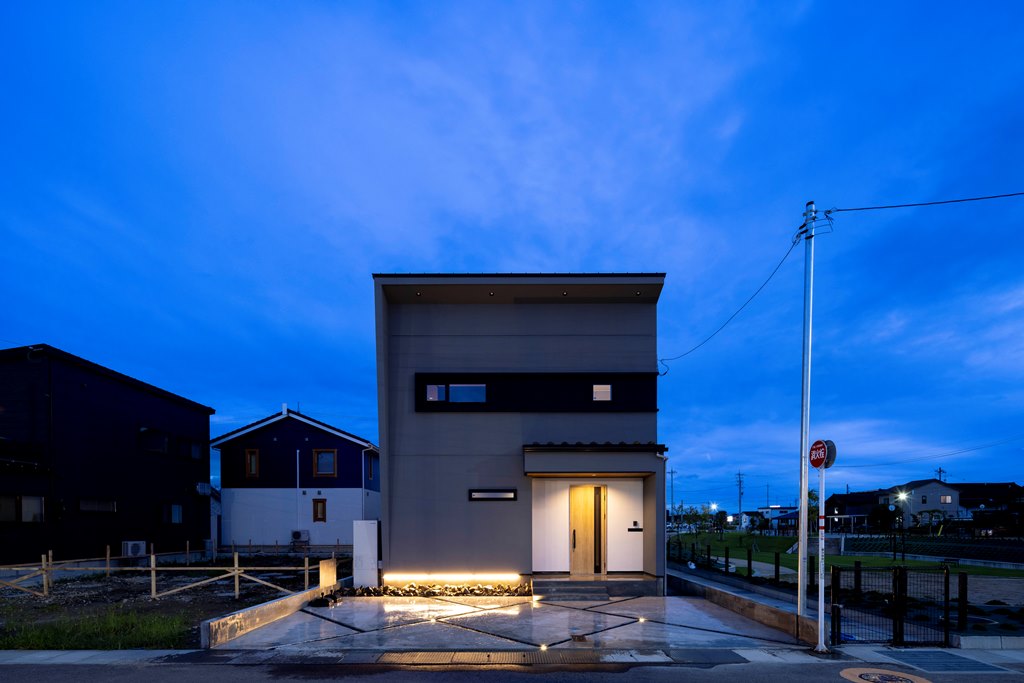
122, 540, 147, 557
291, 530, 309, 542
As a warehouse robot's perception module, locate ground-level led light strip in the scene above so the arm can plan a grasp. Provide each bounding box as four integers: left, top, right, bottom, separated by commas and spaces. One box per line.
382, 573, 522, 584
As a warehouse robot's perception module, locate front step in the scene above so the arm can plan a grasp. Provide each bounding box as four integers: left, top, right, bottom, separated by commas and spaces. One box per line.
532, 578, 660, 599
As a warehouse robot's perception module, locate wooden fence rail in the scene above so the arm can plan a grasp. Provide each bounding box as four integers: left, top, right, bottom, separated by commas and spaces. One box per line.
0, 547, 322, 600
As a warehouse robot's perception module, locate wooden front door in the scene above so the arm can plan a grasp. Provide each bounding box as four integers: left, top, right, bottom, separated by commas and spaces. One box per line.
569, 485, 607, 575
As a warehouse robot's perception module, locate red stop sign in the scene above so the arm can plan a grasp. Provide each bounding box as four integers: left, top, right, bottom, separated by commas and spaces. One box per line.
809, 440, 828, 468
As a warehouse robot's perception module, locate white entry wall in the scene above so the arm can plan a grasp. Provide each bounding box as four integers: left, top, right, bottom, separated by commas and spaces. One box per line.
531, 478, 644, 572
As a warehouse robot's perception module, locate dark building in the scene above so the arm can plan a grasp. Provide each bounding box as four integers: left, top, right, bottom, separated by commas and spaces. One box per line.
0, 344, 214, 563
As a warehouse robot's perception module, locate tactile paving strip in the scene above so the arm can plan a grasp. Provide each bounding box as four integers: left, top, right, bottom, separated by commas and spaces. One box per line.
877, 650, 1007, 673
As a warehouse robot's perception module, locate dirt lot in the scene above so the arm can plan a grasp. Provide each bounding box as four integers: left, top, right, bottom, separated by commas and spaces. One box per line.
0, 555, 352, 648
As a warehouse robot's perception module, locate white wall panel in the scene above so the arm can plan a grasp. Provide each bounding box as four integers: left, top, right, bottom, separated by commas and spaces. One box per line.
531, 479, 644, 573
222, 488, 367, 546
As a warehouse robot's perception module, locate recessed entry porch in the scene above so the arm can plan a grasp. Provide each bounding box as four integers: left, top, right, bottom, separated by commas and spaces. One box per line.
524, 443, 667, 595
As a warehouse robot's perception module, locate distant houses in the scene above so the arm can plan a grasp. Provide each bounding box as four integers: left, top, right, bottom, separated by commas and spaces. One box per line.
825, 479, 1024, 535
0, 344, 215, 564
212, 406, 379, 549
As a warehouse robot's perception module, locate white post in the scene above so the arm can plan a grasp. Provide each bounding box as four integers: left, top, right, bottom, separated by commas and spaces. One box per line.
296, 448, 302, 536
817, 463, 828, 652
797, 200, 817, 616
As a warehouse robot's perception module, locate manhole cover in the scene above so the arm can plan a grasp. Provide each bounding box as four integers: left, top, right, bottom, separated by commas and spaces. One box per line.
840, 669, 930, 683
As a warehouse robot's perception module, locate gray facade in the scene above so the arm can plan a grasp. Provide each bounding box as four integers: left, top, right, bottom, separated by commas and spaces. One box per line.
373, 274, 667, 590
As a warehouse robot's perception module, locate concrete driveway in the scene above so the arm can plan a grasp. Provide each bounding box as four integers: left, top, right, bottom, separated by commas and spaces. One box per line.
219, 594, 801, 653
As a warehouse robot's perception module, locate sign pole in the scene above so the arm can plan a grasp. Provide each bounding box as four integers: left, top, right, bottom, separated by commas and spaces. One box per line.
817, 458, 827, 652
809, 438, 836, 653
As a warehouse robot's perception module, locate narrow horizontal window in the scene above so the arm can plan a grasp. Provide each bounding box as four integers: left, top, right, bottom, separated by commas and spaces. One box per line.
426, 384, 446, 401
450, 384, 486, 403
469, 489, 517, 501
593, 384, 612, 401
80, 499, 117, 513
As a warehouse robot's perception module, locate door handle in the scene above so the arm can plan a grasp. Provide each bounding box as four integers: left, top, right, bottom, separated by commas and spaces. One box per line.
573, 530, 576, 549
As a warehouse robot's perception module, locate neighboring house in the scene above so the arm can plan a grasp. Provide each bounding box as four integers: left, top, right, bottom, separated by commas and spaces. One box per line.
824, 490, 884, 532
951, 482, 1024, 519
756, 505, 798, 535
212, 406, 379, 548
881, 479, 959, 528
0, 344, 215, 564
373, 273, 668, 592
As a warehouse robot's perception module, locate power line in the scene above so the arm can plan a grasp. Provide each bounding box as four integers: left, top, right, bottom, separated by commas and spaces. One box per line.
658, 227, 803, 375
831, 434, 1024, 469
825, 190, 1024, 216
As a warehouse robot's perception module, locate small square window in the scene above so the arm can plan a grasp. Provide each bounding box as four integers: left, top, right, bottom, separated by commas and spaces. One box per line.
245, 449, 259, 477
169, 504, 182, 524
0, 496, 16, 522
314, 449, 337, 477
593, 384, 612, 401
449, 384, 486, 402
426, 384, 446, 401
921, 495, 927, 504
940, 495, 952, 504
313, 498, 327, 522
21, 496, 44, 523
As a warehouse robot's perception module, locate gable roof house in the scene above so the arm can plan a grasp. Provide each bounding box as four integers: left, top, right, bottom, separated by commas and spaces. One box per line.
0, 344, 215, 564
373, 273, 668, 594
212, 406, 379, 549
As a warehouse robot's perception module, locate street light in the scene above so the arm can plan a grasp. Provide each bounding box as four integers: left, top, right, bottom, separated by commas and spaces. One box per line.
896, 491, 909, 562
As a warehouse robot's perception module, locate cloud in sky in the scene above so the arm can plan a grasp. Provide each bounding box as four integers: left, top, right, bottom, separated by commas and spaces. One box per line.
3, 1, 1023, 504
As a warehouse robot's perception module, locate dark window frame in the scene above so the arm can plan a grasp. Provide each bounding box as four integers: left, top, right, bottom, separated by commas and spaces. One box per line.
313, 498, 327, 522
245, 449, 259, 478
313, 449, 337, 477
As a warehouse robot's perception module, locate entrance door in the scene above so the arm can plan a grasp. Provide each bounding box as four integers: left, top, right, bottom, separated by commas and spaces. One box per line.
569, 485, 607, 575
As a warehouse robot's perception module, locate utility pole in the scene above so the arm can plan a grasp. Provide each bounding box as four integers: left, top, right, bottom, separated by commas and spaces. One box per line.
736, 471, 744, 520
796, 200, 818, 617
935, 467, 946, 482
669, 468, 677, 524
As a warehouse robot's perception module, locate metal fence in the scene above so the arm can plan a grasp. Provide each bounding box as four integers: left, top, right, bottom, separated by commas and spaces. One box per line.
830, 565, 951, 646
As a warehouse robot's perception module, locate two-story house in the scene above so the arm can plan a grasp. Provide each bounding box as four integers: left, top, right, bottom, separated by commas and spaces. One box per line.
373, 273, 668, 594
212, 406, 379, 548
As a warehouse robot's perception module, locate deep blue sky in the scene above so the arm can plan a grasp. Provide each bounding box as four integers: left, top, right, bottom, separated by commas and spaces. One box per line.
3, 2, 1023, 508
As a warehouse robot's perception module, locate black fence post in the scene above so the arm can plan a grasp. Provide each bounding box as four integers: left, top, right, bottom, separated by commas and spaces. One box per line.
706, 544, 712, 568
690, 543, 696, 562
747, 547, 753, 579
854, 560, 862, 599
957, 572, 968, 632
831, 565, 842, 607
831, 603, 842, 646
891, 566, 906, 646
724, 547, 730, 574
774, 552, 780, 583
943, 565, 951, 647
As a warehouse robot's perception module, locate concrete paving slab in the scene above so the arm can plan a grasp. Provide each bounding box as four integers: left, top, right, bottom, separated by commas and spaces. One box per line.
303, 596, 481, 631
554, 619, 783, 650
433, 596, 534, 609
590, 595, 801, 644
442, 600, 635, 647
282, 620, 528, 650
219, 610, 359, 649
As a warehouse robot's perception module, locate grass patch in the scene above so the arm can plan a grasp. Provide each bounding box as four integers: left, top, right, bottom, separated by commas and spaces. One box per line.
0, 608, 191, 649
667, 532, 1024, 577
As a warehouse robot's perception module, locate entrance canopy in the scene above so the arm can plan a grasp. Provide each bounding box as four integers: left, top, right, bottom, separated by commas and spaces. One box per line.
523, 442, 667, 477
